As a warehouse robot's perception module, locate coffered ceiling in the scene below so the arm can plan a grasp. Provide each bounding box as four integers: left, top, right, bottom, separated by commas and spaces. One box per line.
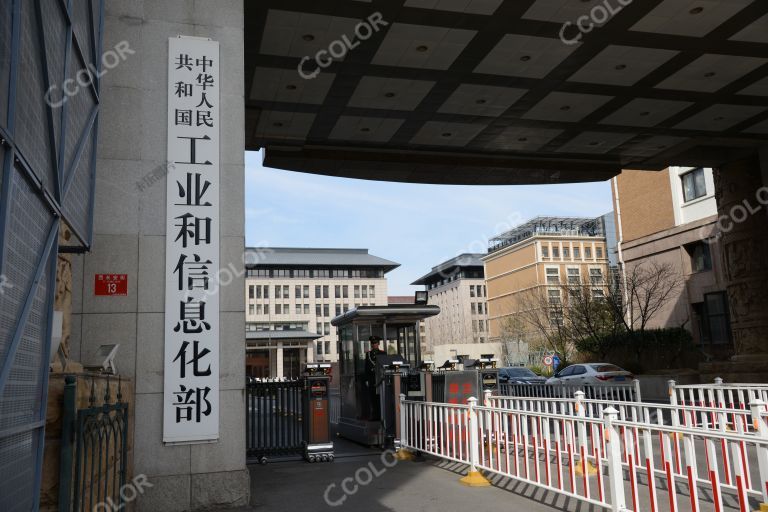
246, 0, 768, 184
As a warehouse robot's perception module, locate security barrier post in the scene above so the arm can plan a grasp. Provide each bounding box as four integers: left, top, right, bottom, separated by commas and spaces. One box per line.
603, 407, 627, 512
750, 400, 768, 511
459, 397, 490, 487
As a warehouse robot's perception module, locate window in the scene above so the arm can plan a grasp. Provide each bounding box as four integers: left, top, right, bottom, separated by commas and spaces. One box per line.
362, 286, 368, 299
574, 247, 580, 259
552, 247, 560, 258
354, 285, 360, 298
590, 268, 603, 285
293, 304, 300, 315
563, 247, 570, 258
596, 247, 603, 259
567, 268, 580, 285
275, 285, 282, 299
249, 304, 254, 315
592, 288, 605, 299
283, 285, 289, 298
317, 341, 324, 355
303, 285, 310, 298
369, 285, 375, 298
256, 304, 263, 315
335, 285, 341, 299
343, 285, 349, 298
571, 365, 586, 376
704, 292, 731, 345
548, 288, 561, 305
316, 322, 322, 334
249, 285, 254, 299
325, 341, 331, 354
323, 286, 329, 299
295, 285, 301, 298
471, 303, 477, 315
687, 242, 712, 273
469, 285, 476, 298
335, 305, 342, 317
275, 304, 282, 315
542, 245, 549, 258
284, 303, 289, 313
324, 323, 331, 335
546, 267, 560, 284
682, 168, 707, 202
585, 247, 592, 259
315, 304, 321, 317
315, 285, 321, 298
255, 285, 262, 299
264, 305, 269, 315
323, 304, 330, 317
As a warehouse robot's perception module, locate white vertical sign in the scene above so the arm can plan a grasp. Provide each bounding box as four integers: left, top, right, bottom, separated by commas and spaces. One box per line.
164, 36, 220, 443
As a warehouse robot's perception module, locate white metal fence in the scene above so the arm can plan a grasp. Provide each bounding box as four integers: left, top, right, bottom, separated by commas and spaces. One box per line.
399, 391, 768, 512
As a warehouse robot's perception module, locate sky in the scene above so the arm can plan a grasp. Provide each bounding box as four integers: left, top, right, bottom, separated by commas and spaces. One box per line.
244, 150, 614, 295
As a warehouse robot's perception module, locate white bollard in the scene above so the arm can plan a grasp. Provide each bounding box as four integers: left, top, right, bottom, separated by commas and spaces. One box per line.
603, 407, 627, 512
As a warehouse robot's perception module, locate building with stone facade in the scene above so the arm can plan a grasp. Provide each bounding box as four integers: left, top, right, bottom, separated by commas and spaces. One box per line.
412, 254, 489, 357
612, 167, 731, 355
483, 217, 612, 356
244, 247, 397, 376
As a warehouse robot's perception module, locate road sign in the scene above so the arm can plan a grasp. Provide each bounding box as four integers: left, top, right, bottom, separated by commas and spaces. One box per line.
543, 355, 553, 366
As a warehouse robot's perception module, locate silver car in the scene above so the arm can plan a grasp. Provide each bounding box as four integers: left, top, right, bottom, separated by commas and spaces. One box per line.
546, 363, 634, 387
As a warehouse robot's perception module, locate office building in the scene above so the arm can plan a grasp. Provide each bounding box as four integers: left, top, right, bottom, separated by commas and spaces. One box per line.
483, 217, 611, 352
244, 248, 398, 375
612, 167, 731, 354
412, 254, 489, 356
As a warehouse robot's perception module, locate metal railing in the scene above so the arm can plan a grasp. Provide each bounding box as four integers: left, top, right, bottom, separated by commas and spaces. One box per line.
329, 390, 341, 425
399, 392, 768, 512
500, 380, 641, 402
246, 378, 304, 461
59, 375, 129, 512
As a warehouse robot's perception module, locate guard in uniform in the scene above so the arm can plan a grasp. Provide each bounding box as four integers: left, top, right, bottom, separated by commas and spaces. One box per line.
364, 336, 385, 420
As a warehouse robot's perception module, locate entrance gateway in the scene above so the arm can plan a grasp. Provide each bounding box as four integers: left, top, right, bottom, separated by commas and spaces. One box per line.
245, 304, 504, 460
2, 1, 768, 510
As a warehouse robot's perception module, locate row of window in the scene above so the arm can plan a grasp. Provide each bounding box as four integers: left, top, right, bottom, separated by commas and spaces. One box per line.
545, 267, 603, 285
469, 285, 486, 298
473, 319, 489, 333
425, 270, 484, 289
246, 268, 385, 279
248, 284, 376, 300
542, 244, 603, 260
470, 302, 487, 315
248, 303, 374, 316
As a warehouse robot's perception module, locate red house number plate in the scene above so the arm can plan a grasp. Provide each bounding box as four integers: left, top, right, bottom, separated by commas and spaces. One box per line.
94, 274, 128, 296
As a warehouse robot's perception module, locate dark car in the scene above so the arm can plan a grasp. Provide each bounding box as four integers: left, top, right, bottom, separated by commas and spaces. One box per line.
498, 367, 547, 385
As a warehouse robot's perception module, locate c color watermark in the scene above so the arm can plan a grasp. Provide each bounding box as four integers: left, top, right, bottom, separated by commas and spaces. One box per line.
560, 0, 633, 46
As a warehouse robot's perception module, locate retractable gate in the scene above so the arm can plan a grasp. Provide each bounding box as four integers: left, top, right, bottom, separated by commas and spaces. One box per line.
246, 379, 304, 462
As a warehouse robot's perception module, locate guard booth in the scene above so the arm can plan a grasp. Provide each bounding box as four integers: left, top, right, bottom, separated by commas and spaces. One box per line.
332, 305, 440, 448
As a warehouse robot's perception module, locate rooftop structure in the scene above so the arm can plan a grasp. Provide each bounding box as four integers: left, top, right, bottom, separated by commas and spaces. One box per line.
489, 217, 605, 253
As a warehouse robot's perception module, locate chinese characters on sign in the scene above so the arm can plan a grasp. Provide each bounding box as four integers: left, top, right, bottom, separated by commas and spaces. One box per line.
164, 37, 220, 443
94, 274, 128, 296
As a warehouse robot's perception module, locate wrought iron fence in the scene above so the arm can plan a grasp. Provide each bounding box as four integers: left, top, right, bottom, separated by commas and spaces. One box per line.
246, 378, 304, 462
59, 375, 129, 512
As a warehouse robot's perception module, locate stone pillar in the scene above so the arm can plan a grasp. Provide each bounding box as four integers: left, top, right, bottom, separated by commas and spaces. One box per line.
276, 342, 284, 379
706, 156, 768, 380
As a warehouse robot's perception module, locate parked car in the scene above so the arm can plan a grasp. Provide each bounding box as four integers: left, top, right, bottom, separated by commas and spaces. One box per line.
545, 363, 634, 387
498, 367, 547, 385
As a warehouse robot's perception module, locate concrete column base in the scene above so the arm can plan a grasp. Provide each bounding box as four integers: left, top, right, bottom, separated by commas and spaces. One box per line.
137, 469, 250, 512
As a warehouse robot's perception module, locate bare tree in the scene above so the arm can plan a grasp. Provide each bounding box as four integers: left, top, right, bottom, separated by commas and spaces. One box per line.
607, 261, 683, 334
507, 285, 575, 365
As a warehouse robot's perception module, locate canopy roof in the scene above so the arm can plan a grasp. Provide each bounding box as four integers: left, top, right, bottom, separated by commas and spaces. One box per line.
246, 1, 768, 184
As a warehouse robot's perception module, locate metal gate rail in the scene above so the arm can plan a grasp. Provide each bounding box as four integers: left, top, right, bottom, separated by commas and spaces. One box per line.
246, 378, 304, 461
